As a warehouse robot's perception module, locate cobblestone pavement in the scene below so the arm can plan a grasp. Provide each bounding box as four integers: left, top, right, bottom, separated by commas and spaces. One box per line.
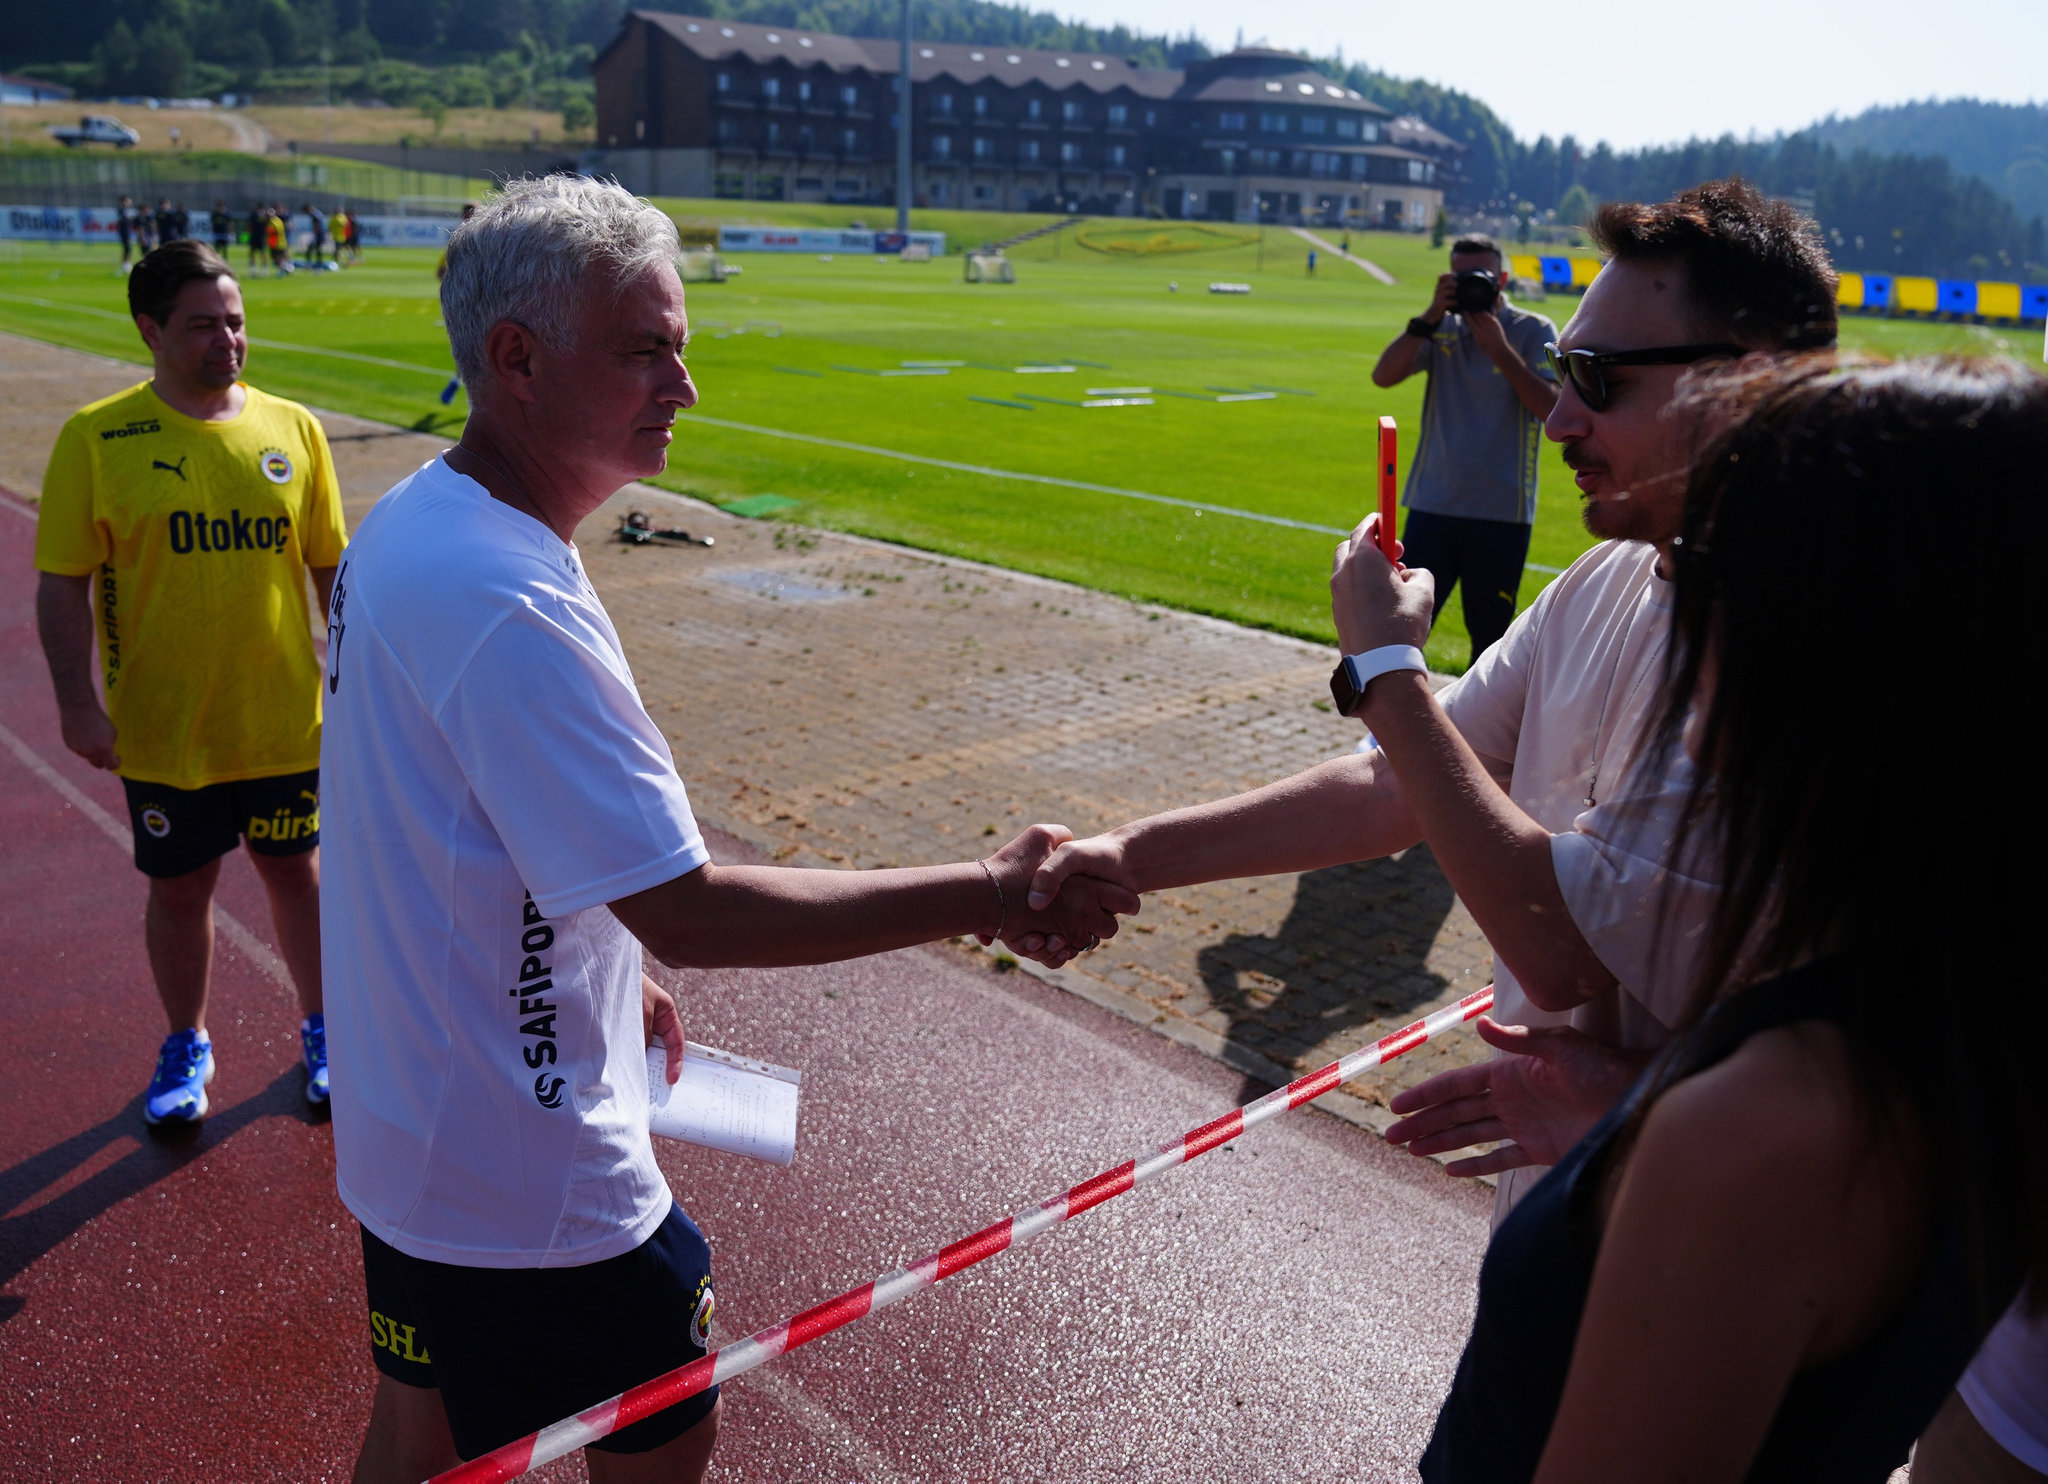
2, 331, 1495, 1116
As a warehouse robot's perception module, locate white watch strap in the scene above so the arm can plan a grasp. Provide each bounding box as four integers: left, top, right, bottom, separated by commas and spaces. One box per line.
1343, 644, 1428, 694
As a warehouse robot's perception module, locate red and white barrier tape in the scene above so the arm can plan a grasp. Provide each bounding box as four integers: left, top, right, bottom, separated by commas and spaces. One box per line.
429, 984, 1495, 1483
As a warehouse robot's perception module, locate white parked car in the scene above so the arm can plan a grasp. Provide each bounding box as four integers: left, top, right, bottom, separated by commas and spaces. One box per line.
50, 115, 141, 149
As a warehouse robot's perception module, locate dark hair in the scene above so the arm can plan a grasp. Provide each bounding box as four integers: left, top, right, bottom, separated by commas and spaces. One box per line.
1450, 233, 1504, 267
1647, 354, 2048, 1318
128, 239, 235, 325
1591, 179, 1837, 352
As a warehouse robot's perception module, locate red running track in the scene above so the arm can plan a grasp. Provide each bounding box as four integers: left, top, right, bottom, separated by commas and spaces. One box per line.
0, 489, 1492, 1482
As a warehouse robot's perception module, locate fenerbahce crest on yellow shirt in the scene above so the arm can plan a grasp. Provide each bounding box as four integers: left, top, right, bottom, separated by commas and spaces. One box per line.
33, 381, 349, 792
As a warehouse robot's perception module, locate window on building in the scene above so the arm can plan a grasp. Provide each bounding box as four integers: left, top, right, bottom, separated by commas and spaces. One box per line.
765, 121, 780, 145
842, 84, 859, 107
1361, 122, 1379, 143
763, 77, 780, 101
973, 94, 989, 117
1249, 148, 1279, 170
1259, 113, 1287, 133
798, 124, 814, 151
1108, 143, 1127, 167
1107, 104, 1127, 126
1408, 159, 1430, 182
972, 134, 994, 160
935, 92, 953, 115
1219, 111, 1246, 131
1027, 98, 1043, 121
842, 127, 859, 152
1021, 138, 1041, 162
1060, 140, 1083, 163
716, 72, 732, 92
933, 134, 952, 159
716, 117, 737, 143
1351, 155, 1367, 180
1300, 116, 1326, 136
1335, 118, 1359, 139
1062, 99, 1084, 123
1144, 109, 1156, 126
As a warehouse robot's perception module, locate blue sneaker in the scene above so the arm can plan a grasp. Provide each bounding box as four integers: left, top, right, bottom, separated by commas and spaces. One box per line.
144, 1028, 215, 1125
302, 1013, 329, 1106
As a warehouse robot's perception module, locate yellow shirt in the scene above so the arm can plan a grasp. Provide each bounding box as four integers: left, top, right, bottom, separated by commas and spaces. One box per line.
34, 381, 348, 790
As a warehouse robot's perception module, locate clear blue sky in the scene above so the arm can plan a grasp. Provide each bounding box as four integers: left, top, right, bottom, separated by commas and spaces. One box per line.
1052, 0, 2045, 150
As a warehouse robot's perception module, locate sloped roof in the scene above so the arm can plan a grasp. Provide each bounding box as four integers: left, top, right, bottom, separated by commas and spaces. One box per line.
1387, 115, 1467, 155
630, 10, 1180, 96
1177, 67, 1391, 115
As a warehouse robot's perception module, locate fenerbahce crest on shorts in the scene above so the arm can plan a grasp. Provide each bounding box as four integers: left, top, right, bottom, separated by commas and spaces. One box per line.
690, 1275, 715, 1350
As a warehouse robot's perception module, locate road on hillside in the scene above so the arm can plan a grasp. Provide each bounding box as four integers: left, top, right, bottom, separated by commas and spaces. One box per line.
0, 488, 1489, 1482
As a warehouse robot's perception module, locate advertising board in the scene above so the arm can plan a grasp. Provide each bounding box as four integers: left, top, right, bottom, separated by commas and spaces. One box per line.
718, 226, 946, 255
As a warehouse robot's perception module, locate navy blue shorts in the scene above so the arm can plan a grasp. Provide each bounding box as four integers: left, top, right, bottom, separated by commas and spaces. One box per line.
359, 1204, 719, 1459
121, 768, 319, 878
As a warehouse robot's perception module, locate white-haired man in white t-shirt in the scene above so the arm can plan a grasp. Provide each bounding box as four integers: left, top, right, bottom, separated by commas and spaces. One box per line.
322, 176, 1134, 1483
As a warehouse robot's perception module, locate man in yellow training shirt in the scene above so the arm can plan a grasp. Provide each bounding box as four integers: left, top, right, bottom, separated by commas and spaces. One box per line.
34, 239, 348, 1126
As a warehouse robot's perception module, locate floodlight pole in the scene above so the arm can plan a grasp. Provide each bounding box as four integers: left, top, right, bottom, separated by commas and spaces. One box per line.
896, 0, 912, 235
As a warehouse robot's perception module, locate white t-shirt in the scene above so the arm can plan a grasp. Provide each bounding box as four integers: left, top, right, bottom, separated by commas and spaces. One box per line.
320, 456, 709, 1268
1436, 538, 1719, 1215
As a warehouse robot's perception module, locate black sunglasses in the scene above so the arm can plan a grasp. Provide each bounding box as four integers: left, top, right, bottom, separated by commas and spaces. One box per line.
1544, 342, 1746, 410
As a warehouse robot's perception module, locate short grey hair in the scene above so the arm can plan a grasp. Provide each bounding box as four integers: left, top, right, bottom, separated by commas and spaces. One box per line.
441, 175, 681, 388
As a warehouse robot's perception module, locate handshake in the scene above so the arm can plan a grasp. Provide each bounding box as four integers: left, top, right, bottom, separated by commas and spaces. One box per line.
990, 510, 1430, 971
975, 822, 1140, 969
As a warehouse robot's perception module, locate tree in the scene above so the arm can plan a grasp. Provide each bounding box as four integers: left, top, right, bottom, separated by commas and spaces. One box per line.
133, 21, 197, 98
90, 20, 141, 95
1556, 184, 1596, 229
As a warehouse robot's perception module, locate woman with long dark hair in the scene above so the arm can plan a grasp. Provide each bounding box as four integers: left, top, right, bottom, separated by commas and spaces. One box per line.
1359, 354, 2047, 1480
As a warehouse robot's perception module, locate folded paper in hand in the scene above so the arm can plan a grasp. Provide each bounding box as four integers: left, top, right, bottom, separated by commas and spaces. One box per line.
646, 1042, 802, 1167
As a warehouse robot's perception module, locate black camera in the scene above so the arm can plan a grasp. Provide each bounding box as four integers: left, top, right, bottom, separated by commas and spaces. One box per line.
1453, 269, 1501, 315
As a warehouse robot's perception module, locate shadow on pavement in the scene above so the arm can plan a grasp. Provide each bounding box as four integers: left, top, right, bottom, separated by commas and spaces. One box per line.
1198, 845, 1459, 1103
0, 1066, 315, 1320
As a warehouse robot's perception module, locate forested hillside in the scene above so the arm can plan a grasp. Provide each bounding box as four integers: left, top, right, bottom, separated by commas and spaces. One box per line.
7, 0, 2042, 277
1499, 131, 2043, 278
1813, 99, 2048, 226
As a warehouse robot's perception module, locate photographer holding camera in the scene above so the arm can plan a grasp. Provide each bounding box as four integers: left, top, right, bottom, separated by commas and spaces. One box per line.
1372, 233, 1559, 663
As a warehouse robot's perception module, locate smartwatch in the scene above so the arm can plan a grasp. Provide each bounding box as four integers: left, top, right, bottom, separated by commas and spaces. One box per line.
1329, 644, 1428, 717
1406, 316, 1440, 339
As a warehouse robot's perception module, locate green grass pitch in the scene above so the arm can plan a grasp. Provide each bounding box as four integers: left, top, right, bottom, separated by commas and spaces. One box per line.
1, 226, 2031, 672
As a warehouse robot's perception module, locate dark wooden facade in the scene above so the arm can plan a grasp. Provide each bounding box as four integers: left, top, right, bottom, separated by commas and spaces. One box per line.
587, 12, 1456, 224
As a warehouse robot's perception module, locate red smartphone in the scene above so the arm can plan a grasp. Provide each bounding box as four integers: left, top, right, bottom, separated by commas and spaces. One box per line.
1376, 416, 1399, 561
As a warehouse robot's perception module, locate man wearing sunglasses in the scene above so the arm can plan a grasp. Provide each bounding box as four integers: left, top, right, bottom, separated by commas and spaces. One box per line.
1371, 233, 1559, 666
1026, 179, 1836, 1219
